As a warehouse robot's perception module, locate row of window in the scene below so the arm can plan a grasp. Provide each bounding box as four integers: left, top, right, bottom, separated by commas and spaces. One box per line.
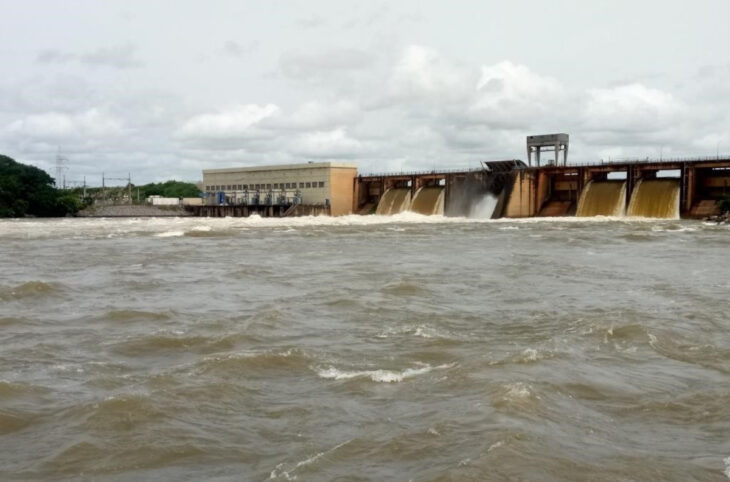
205, 181, 325, 192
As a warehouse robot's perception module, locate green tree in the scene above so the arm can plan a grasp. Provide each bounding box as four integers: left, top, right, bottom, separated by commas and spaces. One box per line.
0, 154, 80, 217
137, 180, 200, 199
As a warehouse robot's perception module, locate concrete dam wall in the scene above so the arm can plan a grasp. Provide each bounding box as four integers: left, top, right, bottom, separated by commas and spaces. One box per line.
357, 157, 730, 220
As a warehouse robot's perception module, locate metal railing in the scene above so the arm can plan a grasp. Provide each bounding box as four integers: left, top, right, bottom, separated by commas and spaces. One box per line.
359, 155, 730, 177
537, 154, 730, 168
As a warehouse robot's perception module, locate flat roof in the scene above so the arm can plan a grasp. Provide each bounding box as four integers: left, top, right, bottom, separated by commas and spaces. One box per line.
203, 161, 358, 175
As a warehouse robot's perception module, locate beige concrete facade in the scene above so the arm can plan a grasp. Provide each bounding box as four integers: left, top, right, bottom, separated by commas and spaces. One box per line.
202, 162, 357, 215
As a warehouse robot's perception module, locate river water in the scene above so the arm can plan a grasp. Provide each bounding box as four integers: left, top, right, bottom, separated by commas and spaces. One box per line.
0, 215, 728, 481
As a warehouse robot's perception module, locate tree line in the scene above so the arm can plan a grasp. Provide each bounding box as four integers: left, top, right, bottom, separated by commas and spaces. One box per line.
0, 154, 201, 217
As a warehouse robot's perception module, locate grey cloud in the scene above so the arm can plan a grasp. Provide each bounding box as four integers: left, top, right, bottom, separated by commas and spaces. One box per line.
222, 40, 259, 57
35, 44, 142, 69
80, 44, 142, 68
36, 49, 76, 64
296, 16, 327, 29
279, 49, 374, 80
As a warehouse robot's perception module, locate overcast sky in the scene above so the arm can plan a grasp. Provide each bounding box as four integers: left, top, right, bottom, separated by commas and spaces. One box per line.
2, 0, 729, 185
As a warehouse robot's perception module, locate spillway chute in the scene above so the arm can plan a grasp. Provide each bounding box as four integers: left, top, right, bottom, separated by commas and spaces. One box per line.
409, 187, 444, 215
375, 188, 412, 215
576, 180, 627, 217
627, 179, 680, 218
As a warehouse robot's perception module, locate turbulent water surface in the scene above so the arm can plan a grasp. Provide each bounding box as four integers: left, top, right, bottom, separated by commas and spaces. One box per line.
1, 215, 728, 481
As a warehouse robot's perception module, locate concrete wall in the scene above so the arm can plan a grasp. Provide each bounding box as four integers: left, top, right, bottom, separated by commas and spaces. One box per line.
504, 171, 537, 217
329, 167, 357, 215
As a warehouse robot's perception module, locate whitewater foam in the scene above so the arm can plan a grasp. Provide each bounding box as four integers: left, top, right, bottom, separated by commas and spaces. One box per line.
316, 363, 453, 383
0, 214, 700, 240
155, 231, 184, 237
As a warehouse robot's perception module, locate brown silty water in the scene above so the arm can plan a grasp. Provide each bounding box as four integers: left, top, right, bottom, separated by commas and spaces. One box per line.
627, 179, 680, 218
375, 188, 412, 215
409, 187, 445, 215
576, 180, 627, 217
1, 216, 729, 481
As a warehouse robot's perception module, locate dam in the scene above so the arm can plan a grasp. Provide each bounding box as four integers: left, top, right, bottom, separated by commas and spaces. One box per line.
355, 156, 730, 220
195, 137, 730, 219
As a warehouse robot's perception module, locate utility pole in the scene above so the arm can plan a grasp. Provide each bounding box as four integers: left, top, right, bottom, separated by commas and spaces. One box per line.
102, 172, 106, 205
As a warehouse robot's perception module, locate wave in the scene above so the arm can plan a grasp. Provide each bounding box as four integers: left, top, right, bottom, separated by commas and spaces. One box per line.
45, 440, 205, 475
491, 382, 542, 411
195, 348, 311, 376
315, 363, 454, 383
0, 380, 49, 399
111, 333, 240, 357
79, 394, 166, 431
269, 439, 352, 480
0, 281, 64, 301
104, 309, 173, 322
0, 409, 37, 435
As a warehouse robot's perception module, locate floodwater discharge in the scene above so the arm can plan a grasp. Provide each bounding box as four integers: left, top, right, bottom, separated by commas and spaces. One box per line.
627, 179, 681, 218
374, 188, 411, 215
409, 187, 445, 215
1, 216, 729, 481
576, 180, 627, 216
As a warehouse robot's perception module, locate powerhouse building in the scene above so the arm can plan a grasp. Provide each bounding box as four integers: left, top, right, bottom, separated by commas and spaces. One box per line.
202, 162, 358, 215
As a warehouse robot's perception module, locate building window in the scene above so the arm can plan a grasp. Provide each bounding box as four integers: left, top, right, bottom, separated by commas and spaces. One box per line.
274, 183, 279, 189
318, 181, 324, 188
305, 182, 311, 188
299, 182, 304, 188
266, 184, 271, 189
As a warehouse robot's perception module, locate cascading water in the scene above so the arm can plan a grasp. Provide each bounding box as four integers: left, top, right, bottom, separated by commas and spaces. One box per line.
375, 188, 412, 215
409, 187, 444, 215
469, 194, 498, 219
576, 180, 627, 217
627, 179, 680, 218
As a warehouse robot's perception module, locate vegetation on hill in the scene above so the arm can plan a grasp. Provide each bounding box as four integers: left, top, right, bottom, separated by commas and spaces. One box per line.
136, 180, 200, 199
0, 154, 81, 217
68, 180, 200, 205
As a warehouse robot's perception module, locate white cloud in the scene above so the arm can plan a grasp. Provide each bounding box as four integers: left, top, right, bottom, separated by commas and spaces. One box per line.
178, 104, 280, 140
583, 83, 682, 132
275, 100, 360, 130
6, 109, 125, 140
291, 128, 363, 158
386, 45, 472, 104
467, 61, 565, 128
